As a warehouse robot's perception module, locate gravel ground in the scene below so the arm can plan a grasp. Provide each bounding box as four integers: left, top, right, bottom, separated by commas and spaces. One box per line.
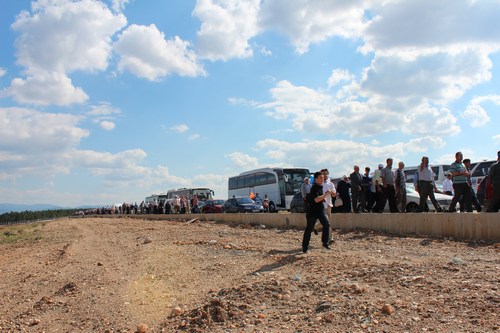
0, 216, 498, 333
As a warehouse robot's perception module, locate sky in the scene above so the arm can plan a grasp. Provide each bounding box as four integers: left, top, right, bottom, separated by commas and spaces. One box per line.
1, 0, 499, 207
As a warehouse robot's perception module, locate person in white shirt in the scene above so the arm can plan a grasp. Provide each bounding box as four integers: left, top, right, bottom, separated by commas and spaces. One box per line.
321, 168, 336, 244
442, 173, 453, 196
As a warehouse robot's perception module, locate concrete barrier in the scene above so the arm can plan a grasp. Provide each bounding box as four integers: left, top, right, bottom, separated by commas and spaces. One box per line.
118, 212, 499, 241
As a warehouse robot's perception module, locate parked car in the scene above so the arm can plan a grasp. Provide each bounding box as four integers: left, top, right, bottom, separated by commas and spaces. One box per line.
200, 199, 225, 213
223, 197, 261, 213
290, 192, 305, 213
400, 185, 453, 212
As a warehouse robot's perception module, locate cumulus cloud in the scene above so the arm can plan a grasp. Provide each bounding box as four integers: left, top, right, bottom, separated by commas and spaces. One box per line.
227, 152, 259, 169
402, 106, 460, 136
99, 120, 116, 131
327, 69, 355, 89
7, 0, 126, 105
112, 0, 130, 13
0, 107, 88, 179
493, 135, 500, 146
362, 0, 500, 56
193, 0, 260, 61
0, 68, 6, 77
260, 0, 366, 54
114, 24, 205, 80
462, 95, 500, 127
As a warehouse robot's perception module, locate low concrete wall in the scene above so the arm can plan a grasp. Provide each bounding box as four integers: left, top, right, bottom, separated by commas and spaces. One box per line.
132, 212, 499, 241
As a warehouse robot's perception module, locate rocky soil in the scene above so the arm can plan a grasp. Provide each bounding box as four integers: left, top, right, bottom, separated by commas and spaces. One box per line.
0, 216, 498, 333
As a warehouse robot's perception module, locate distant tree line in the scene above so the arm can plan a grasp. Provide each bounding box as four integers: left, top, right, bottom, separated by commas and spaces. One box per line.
0, 209, 85, 225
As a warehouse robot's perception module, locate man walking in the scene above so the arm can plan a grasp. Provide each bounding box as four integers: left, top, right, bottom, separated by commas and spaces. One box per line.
395, 161, 407, 212
302, 172, 334, 253
448, 152, 472, 212
416, 156, 443, 212
380, 158, 398, 213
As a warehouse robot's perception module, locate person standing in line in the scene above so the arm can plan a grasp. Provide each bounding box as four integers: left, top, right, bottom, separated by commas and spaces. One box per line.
486, 151, 500, 212
395, 161, 407, 213
336, 175, 351, 213
416, 156, 443, 212
350, 165, 365, 213
300, 176, 311, 215
448, 152, 472, 212
442, 173, 454, 196
462, 159, 482, 212
380, 158, 398, 213
302, 171, 334, 253
371, 164, 385, 213
321, 169, 336, 244
363, 167, 374, 212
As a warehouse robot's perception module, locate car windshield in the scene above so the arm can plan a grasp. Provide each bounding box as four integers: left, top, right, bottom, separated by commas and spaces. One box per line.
213, 200, 225, 205
236, 197, 255, 204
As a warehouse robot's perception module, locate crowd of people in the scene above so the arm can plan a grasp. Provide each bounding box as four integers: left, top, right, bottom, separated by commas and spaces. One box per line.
301, 151, 500, 253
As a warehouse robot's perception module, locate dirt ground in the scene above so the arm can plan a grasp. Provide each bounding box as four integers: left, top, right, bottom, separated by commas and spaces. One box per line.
0, 216, 498, 333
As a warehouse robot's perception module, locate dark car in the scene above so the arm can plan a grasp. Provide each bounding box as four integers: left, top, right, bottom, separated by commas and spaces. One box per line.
200, 199, 225, 213
290, 192, 306, 213
223, 197, 261, 213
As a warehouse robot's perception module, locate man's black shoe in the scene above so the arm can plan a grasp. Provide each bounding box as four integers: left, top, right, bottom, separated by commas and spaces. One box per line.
323, 245, 331, 250
437, 207, 444, 212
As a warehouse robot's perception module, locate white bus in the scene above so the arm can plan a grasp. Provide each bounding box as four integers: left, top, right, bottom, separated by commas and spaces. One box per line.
228, 167, 310, 212
145, 193, 168, 204
166, 187, 214, 202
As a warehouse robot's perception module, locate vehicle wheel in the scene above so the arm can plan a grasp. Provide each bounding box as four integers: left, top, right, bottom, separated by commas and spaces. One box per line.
269, 202, 276, 213
291, 206, 297, 213
406, 202, 419, 212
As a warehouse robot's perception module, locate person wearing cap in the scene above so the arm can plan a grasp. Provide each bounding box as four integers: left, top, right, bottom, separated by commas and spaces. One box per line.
416, 156, 444, 212
442, 173, 453, 196
448, 152, 472, 212
486, 150, 500, 212
371, 163, 385, 213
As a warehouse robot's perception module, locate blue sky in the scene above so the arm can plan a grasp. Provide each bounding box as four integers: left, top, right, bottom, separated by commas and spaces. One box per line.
1, 0, 499, 206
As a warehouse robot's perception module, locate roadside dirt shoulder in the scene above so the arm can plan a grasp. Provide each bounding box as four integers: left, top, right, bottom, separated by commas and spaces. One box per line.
0, 217, 498, 333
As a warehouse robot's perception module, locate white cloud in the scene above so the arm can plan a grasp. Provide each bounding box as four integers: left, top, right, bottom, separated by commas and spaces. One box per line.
7, 0, 126, 105
6, 72, 88, 105
171, 124, 189, 133
327, 69, 355, 89
100, 120, 116, 131
114, 24, 205, 80
0, 68, 5, 77
260, 0, 366, 54
193, 0, 260, 61
362, 0, 500, 56
227, 152, 259, 169
402, 106, 460, 136
462, 95, 500, 127
112, 0, 130, 13
0, 107, 88, 180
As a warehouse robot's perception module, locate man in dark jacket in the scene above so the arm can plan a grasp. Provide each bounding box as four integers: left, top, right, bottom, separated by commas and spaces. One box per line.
302, 171, 334, 253
350, 165, 365, 213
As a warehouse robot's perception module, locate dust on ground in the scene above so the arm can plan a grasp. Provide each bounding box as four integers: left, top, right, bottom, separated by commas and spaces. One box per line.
0, 217, 498, 333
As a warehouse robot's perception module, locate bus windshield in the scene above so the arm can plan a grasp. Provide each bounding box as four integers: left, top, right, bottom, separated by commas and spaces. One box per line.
281, 168, 310, 196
